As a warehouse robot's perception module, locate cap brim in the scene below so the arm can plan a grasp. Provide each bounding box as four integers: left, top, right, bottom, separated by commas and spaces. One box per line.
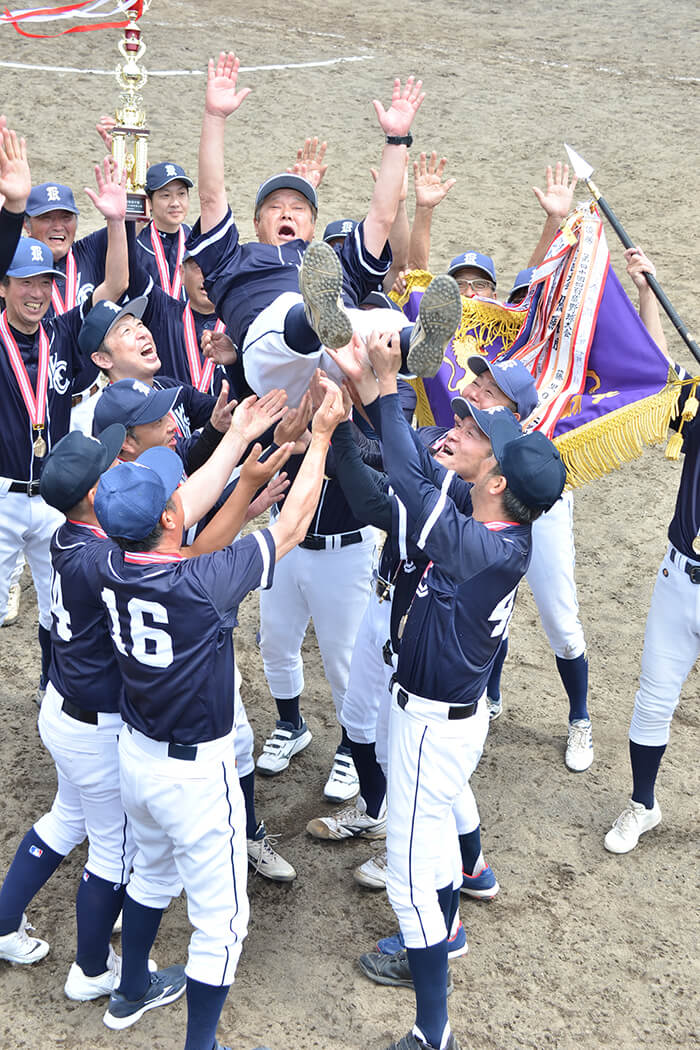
6, 265, 65, 279
490, 416, 525, 461
147, 175, 194, 191
130, 385, 180, 427
136, 446, 183, 502
97, 423, 128, 466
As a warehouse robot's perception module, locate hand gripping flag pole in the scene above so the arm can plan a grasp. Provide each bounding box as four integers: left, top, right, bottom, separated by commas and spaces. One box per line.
564, 143, 700, 366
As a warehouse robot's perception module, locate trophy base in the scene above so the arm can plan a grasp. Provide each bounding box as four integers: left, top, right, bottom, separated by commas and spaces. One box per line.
125, 192, 149, 222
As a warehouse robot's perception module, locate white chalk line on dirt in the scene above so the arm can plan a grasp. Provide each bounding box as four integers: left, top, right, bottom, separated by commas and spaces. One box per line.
495, 50, 700, 84
0, 54, 373, 75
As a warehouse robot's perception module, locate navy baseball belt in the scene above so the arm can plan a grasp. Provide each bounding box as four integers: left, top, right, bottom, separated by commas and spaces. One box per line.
391, 676, 479, 720
61, 698, 98, 725
8, 480, 41, 496
670, 546, 700, 584
299, 529, 364, 551
126, 724, 198, 760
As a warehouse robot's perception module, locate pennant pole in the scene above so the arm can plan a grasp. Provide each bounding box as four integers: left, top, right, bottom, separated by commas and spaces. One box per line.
565, 143, 700, 366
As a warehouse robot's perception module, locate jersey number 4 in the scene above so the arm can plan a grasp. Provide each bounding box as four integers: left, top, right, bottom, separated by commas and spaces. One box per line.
488, 585, 518, 639
101, 588, 174, 668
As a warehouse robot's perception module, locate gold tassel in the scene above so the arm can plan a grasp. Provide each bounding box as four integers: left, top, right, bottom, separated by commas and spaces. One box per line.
665, 432, 684, 460
681, 382, 698, 421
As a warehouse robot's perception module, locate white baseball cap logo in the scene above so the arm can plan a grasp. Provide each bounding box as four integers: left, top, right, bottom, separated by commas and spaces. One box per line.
105, 301, 122, 314
165, 164, 177, 177
463, 252, 477, 265
132, 379, 151, 397
46, 186, 60, 202
30, 245, 44, 262
341, 221, 354, 233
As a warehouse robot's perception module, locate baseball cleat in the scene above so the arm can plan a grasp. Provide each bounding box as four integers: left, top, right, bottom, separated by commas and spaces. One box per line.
307, 797, 387, 840
1, 583, 20, 627
353, 848, 388, 890
298, 240, 353, 349
256, 719, 312, 775
604, 799, 662, 854
565, 718, 594, 772
323, 749, 360, 802
377, 920, 468, 960
406, 273, 462, 377
247, 821, 296, 882
461, 863, 500, 900
358, 948, 453, 995
486, 694, 502, 721
384, 1032, 462, 1050
0, 914, 49, 965
65, 947, 157, 1001
103, 964, 186, 1030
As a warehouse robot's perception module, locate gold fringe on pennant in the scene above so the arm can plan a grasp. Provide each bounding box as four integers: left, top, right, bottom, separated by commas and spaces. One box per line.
556, 375, 683, 488
408, 376, 436, 426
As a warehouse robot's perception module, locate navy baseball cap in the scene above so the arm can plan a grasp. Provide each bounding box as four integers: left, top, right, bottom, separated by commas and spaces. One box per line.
447, 251, 496, 286
78, 297, 148, 356
491, 423, 566, 511
466, 355, 538, 420
26, 182, 79, 217
5, 237, 64, 279
39, 424, 126, 513
323, 219, 357, 243
146, 162, 193, 193
254, 173, 318, 214
94, 379, 179, 434
508, 267, 535, 303
450, 400, 522, 443
95, 446, 183, 541
360, 290, 403, 312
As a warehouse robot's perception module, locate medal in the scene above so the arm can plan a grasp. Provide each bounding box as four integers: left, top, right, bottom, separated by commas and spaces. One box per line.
33, 429, 47, 458
0, 310, 50, 458
693, 534, 700, 556
151, 224, 185, 300
50, 248, 77, 315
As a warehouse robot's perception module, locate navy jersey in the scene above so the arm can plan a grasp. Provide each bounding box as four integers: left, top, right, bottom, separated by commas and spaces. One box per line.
97, 529, 275, 744
186, 208, 391, 350
135, 222, 192, 303
379, 392, 531, 703
43, 228, 108, 323
151, 374, 216, 440
0, 306, 91, 482
49, 520, 123, 713
139, 288, 246, 399
668, 367, 700, 558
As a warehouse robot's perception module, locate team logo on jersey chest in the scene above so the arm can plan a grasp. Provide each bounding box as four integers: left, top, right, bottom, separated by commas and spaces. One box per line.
49, 357, 70, 395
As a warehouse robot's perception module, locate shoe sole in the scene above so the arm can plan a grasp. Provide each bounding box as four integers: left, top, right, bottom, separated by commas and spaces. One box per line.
322, 785, 361, 804
406, 274, 462, 377
358, 957, 454, 995
460, 881, 500, 900
0, 944, 49, 965
353, 868, 387, 890
306, 817, 387, 841
255, 729, 312, 776
604, 811, 662, 854
103, 981, 186, 1030
298, 242, 353, 349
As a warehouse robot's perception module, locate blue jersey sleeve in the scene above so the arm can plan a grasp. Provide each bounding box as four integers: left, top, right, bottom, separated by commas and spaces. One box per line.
203, 529, 276, 615
330, 421, 393, 531
337, 219, 392, 307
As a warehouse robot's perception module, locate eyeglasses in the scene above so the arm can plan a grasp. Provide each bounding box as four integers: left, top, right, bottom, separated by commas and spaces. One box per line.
455, 277, 495, 294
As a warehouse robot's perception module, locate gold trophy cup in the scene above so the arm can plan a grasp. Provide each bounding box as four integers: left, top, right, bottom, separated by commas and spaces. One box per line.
111, 1, 152, 220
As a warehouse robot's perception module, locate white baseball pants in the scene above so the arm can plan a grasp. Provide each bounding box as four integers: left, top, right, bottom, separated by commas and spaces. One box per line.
0, 489, 62, 628
526, 491, 586, 660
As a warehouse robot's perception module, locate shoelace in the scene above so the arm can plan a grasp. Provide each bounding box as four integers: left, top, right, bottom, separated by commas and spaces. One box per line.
568, 724, 591, 748
614, 805, 640, 833
250, 834, 283, 873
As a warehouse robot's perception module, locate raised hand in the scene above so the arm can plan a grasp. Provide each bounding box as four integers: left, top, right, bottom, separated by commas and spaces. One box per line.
245, 471, 291, 520
209, 379, 237, 433
532, 161, 577, 221
232, 387, 288, 441
413, 151, 456, 210
240, 441, 293, 491
366, 329, 401, 381
201, 328, 238, 364
311, 376, 345, 437
0, 123, 31, 208
373, 76, 425, 137
95, 114, 116, 152
205, 51, 251, 119
85, 156, 126, 222
288, 137, 328, 189
624, 245, 656, 290
273, 389, 313, 446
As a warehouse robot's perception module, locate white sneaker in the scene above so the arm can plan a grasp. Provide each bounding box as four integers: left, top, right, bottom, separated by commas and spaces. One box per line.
256, 719, 312, 775
307, 797, 387, 841
323, 750, 359, 802
353, 848, 388, 890
565, 718, 594, 771
2, 583, 20, 627
486, 695, 502, 721
604, 799, 662, 854
0, 914, 49, 964
65, 946, 157, 1001
247, 822, 296, 882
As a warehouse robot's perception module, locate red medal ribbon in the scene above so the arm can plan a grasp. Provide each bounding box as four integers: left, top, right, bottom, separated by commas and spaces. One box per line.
150, 223, 185, 301
182, 304, 223, 393
2, 1, 143, 37
0, 309, 50, 428
50, 248, 77, 316
124, 550, 185, 564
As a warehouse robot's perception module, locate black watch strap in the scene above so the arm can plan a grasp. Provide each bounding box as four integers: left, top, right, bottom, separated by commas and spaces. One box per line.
385, 133, 413, 147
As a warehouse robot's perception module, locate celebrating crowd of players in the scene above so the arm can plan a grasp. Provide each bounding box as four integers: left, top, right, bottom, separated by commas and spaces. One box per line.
0, 51, 696, 1050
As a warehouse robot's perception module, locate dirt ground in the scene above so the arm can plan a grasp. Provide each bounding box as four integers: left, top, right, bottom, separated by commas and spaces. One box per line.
0, 2, 699, 1048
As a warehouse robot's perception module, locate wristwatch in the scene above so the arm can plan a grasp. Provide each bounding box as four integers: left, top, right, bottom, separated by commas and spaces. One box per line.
385, 133, 413, 147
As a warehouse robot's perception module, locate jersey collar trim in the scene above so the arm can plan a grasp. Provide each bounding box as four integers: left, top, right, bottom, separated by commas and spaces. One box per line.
483, 520, 520, 530
66, 518, 107, 539
123, 551, 186, 564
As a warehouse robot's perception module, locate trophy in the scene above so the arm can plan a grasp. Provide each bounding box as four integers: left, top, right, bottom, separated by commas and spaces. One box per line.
111, 1, 152, 220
